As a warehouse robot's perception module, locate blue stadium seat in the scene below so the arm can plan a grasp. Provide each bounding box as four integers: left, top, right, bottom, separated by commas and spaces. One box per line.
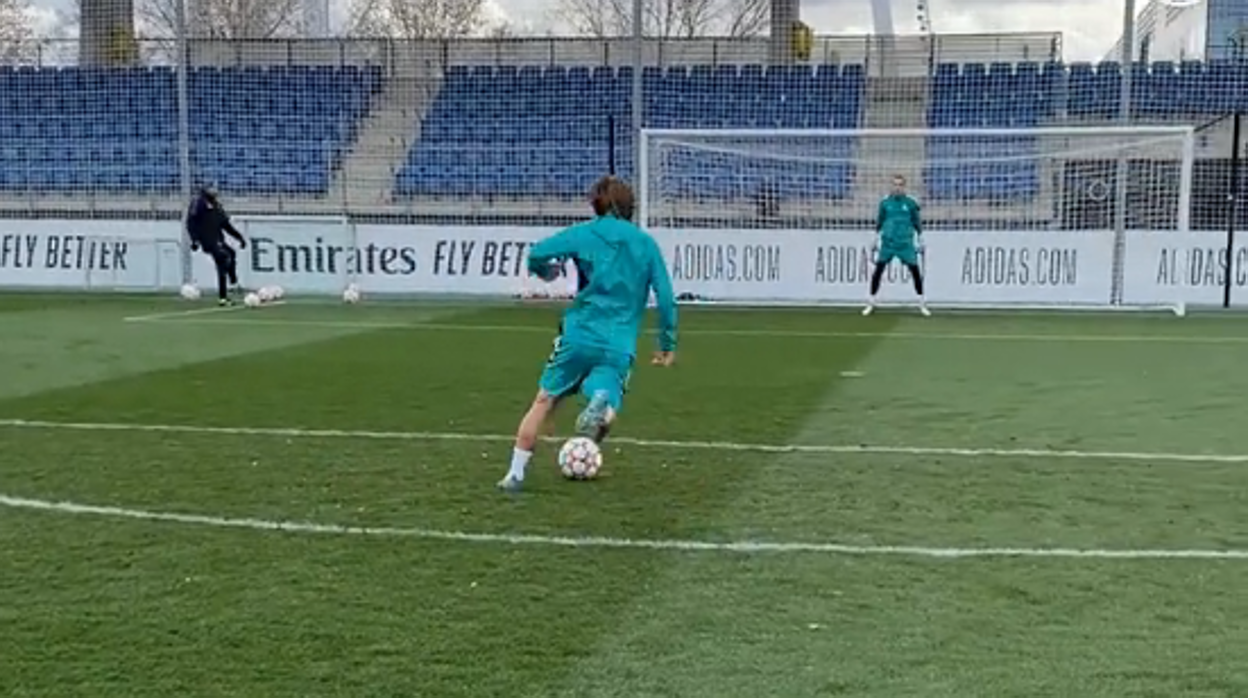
14, 57, 1242, 203
0, 64, 381, 195
395, 62, 866, 199
923, 136, 1039, 202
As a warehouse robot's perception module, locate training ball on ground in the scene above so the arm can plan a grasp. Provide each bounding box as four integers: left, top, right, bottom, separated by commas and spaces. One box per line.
558, 436, 603, 480
342, 283, 361, 304
244, 292, 261, 308
179, 284, 201, 300
271, 285, 285, 300
257, 286, 275, 302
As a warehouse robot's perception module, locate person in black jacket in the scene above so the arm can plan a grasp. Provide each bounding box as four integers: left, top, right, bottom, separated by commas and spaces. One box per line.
186, 184, 247, 306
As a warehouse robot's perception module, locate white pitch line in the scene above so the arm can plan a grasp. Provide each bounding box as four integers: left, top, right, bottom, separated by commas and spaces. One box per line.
123, 300, 287, 323
0, 493, 1243, 560
126, 315, 1248, 345
2, 418, 1245, 464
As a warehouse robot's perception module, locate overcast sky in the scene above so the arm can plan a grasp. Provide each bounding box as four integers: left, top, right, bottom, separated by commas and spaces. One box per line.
24, 0, 1131, 62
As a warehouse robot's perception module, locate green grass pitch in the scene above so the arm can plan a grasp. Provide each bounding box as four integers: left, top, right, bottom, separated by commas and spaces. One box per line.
2, 293, 1248, 697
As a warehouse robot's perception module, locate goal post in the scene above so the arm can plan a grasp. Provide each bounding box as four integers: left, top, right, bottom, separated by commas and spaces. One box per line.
517, 259, 580, 301
0, 234, 182, 292
638, 125, 1197, 312
191, 214, 357, 296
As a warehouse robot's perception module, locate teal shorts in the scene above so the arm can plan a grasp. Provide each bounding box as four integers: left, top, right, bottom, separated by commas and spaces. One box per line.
538, 337, 633, 411
876, 241, 919, 267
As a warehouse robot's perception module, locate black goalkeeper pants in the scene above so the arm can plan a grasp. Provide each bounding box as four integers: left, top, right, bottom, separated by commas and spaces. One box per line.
206, 243, 238, 300
870, 261, 924, 296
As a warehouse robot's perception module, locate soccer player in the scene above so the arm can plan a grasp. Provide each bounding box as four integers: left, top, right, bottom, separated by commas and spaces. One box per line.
186, 184, 247, 306
864, 175, 930, 317
497, 176, 678, 492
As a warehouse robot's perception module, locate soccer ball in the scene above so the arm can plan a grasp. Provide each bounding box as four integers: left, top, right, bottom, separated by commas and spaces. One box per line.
257, 286, 276, 302
179, 284, 201, 300
342, 283, 361, 304
558, 436, 602, 480
271, 285, 285, 300
244, 292, 261, 308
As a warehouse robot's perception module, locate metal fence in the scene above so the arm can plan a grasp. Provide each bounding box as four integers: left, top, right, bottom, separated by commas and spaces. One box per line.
8, 33, 1063, 71
0, 32, 1075, 221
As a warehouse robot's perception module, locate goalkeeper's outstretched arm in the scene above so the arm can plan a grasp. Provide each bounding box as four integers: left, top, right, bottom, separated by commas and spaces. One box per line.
648, 238, 678, 365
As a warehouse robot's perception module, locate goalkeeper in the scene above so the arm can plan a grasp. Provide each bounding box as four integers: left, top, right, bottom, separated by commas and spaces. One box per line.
498, 176, 678, 492
186, 184, 247, 306
864, 175, 929, 316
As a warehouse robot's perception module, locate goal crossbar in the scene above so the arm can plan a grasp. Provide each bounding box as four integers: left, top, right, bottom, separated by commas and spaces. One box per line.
638, 125, 1198, 312
642, 126, 1197, 138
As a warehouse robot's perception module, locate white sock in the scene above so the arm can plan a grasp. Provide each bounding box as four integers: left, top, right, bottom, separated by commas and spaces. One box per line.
508, 448, 532, 480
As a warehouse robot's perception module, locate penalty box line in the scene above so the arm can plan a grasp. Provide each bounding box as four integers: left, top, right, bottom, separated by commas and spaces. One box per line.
123, 300, 288, 323
1, 418, 1245, 465
1, 492, 1246, 560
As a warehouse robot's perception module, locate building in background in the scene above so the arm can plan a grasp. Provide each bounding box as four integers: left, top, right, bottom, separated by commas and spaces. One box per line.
1105, 0, 1248, 62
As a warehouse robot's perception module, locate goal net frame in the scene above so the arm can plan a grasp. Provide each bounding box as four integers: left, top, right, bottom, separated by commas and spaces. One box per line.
83, 236, 184, 292
517, 258, 580, 301
639, 125, 1196, 313
0, 234, 182, 293
211, 214, 357, 295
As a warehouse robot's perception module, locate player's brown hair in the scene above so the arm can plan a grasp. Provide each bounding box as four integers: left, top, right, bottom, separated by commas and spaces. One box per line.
589, 176, 636, 221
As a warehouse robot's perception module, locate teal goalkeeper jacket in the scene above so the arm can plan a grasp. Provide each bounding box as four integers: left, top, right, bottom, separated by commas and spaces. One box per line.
876, 194, 922, 245
527, 214, 678, 357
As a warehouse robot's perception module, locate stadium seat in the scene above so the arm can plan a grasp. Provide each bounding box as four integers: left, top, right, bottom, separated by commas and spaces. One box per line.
8, 56, 1246, 204
0, 64, 381, 196
396, 63, 866, 200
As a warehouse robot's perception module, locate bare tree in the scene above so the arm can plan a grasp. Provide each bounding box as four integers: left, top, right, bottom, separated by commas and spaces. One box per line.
347, 0, 489, 39
138, 0, 304, 39
0, 0, 34, 63
57, 0, 303, 44
554, 0, 768, 38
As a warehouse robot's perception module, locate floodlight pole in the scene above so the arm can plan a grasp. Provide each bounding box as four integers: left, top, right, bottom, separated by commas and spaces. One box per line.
608, 114, 617, 175
631, 0, 643, 185
176, 0, 192, 285
1117, 0, 1136, 123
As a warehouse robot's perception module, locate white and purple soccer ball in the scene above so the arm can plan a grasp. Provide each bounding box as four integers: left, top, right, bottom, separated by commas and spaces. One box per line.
342, 283, 361, 304
179, 284, 201, 301
558, 436, 603, 480
257, 286, 276, 302
244, 292, 261, 308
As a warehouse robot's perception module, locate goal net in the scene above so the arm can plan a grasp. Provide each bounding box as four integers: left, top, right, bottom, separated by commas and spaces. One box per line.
517, 258, 580, 300
191, 215, 357, 296
0, 233, 182, 292
639, 126, 1196, 311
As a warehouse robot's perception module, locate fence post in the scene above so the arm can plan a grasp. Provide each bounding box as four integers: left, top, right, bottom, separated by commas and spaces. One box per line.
608, 115, 617, 176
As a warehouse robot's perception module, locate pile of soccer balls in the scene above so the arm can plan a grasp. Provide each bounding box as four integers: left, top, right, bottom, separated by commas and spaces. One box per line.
558, 436, 603, 480
244, 286, 285, 307
177, 284, 287, 307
